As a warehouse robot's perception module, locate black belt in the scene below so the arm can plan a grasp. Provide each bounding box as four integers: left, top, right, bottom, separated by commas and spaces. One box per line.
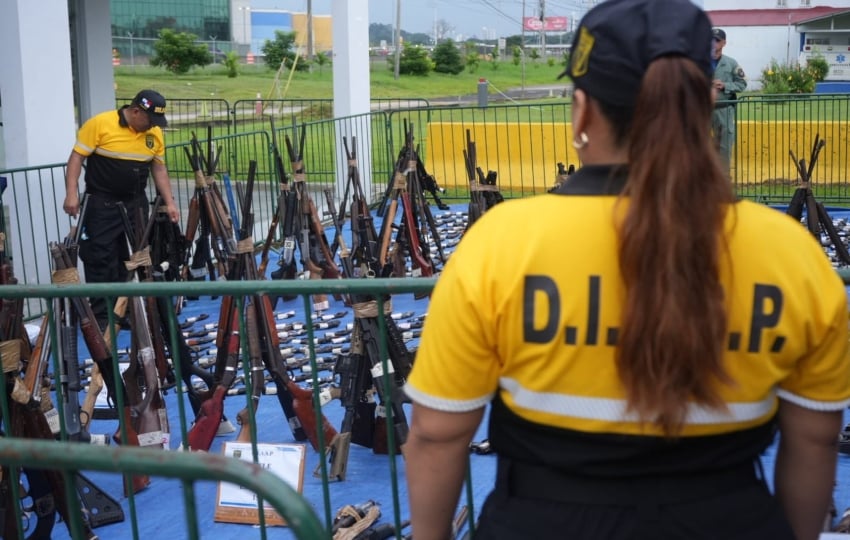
85, 191, 147, 207
715, 102, 736, 110
498, 457, 761, 506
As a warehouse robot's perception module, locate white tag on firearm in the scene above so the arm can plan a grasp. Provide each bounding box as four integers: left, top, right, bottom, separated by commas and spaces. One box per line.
375, 405, 387, 418
45, 408, 61, 435
138, 430, 164, 448
318, 388, 332, 407
89, 434, 110, 446
288, 416, 303, 432
370, 361, 395, 379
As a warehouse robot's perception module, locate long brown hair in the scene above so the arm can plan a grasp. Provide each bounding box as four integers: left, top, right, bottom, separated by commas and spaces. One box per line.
616, 56, 736, 436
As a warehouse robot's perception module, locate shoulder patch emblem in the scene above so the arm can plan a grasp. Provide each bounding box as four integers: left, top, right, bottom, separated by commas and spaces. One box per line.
571, 27, 595, 78
736, 67, 746, 79
146, 134, 154, 149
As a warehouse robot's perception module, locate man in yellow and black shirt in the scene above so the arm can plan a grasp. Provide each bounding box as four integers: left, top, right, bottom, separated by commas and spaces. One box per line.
63, 89, 179, 328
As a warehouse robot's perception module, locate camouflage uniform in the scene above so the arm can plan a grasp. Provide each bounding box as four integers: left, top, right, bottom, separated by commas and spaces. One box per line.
712, 55, 747, 170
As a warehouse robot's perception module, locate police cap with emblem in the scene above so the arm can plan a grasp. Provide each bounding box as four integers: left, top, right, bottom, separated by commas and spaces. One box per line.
131, 89, 168, 128
557, 0, 713, 110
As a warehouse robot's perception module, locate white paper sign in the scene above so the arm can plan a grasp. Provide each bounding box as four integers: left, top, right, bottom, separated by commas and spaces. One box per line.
215, 441, 306, 525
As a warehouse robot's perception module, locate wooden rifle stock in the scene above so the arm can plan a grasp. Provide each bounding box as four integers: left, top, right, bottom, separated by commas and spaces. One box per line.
51, 243, 150, 493
187, 311, 239, 451
21, 316, 50, 406
400, 190, 433, 279
236, 303, 265, 443
379, 190, 399, 269
258, 292, 339, 449
128, 297, 169, 449
83, 295, 129, 428
257, 206, 281, 278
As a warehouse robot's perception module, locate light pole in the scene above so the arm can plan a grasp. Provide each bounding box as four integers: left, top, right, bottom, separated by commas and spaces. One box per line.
521, 0, 526, 97
127, 32, 135, 70
210, 35, 217, 63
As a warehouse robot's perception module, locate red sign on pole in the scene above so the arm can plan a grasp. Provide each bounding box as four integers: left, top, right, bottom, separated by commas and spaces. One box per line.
523, 16, 569, 32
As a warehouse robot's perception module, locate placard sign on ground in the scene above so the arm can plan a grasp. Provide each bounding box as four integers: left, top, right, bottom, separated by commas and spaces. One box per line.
214, 442, 306, 526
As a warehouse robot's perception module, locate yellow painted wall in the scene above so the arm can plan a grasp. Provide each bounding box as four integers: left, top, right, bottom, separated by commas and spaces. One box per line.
291, 14, 333, 52
425, 123, 580, 192
736, 120, 848, 184
425, 120, 848, 190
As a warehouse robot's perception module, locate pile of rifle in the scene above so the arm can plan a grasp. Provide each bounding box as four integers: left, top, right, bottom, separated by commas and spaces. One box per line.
185, 157, 338, 453
462, 129, 504, 231
786, 134, 850, 265
180, 128, 237, 305
375, 121, 447, 283
262, 117, 342, 312
306, 133, 419, 480
0, 182, 125, 537
549, 161, 576, 192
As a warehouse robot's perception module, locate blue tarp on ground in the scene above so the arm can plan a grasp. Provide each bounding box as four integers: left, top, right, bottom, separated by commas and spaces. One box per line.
47, 203, 850, 539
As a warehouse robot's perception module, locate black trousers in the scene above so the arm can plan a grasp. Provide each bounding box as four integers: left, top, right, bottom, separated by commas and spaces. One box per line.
472, 459, 795, 540
78, 193, 149, 324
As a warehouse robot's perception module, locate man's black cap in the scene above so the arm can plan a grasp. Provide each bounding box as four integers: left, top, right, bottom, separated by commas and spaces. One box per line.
712, 28, 726, 41
131, 89, 168, 128
557, 0, 713, 109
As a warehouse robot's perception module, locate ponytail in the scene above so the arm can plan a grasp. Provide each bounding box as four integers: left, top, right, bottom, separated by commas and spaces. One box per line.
616, 56, 736, 436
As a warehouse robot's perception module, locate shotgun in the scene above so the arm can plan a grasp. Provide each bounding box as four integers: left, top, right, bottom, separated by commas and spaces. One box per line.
21, 316, 59, 432
50, 242, 142, 452
258, 115, 290, 278
285, 124, 334, 310
236, 301, 265, 443
187, 310, 240, 451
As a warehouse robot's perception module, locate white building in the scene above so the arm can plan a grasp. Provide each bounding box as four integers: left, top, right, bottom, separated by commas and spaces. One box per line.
705, 1, 850, 89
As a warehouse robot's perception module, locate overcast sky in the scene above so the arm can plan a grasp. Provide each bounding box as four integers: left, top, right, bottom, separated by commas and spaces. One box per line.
249, 0, 597, 40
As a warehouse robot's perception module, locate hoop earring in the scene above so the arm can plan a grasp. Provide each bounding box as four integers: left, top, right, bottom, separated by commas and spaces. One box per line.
572, 132, 589, 149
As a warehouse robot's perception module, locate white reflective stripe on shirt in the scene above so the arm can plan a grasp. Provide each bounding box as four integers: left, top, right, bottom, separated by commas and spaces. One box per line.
93, 147, 155, 162
403, 382, 494, 413
75, 141, 94, 154
776, 388, 850, 412
501, 377, 777, 425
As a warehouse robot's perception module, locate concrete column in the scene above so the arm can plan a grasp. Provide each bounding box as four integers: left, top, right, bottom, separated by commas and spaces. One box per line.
72, 0, 116, 122
0, 0, 76, 168
332, 0, 374, 202
0, 0, 77, 297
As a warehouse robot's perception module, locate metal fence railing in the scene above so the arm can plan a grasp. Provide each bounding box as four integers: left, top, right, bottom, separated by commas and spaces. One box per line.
4, 94, 850, 291
0, 277, 437, 540
1, 269, 849, 538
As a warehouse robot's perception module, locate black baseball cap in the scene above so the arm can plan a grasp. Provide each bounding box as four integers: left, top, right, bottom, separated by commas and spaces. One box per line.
712, 28, 726, 41
558, 0, 713, 110
131, 89, 168, 128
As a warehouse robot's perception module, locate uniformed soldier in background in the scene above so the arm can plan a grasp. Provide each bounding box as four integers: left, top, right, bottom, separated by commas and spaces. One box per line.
711, 28, 747, 173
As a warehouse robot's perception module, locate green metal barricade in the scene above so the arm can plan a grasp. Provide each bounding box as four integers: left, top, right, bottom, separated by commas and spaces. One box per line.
0, 277, 437, 540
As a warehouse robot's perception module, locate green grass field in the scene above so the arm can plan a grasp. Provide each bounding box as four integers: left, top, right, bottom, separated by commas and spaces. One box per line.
113, 59, 567, 102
